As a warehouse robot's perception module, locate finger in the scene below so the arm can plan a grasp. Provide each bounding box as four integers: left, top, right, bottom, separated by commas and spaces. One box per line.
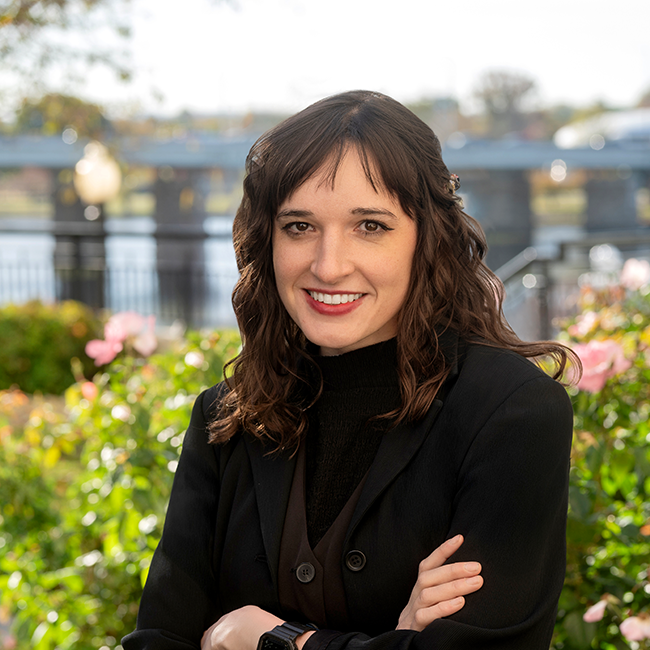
417, 574, 484, 608
416, 560, 482, 591
200, 625, 214, 650
418, 534, 464, 572
411, 596, 466, 631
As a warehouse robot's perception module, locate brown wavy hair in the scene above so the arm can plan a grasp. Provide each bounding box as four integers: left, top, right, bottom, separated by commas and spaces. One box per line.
209, 90, 578, 450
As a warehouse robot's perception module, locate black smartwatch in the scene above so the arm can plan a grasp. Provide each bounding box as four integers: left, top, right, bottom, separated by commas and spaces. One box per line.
256, 621, 318, 650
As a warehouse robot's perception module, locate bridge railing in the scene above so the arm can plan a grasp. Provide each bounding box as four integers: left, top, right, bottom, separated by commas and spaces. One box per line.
497, 231, 650, 341
0, 220, 238, 327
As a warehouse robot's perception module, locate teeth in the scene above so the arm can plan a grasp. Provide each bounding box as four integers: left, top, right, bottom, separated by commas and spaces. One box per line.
309, 291, 362, 305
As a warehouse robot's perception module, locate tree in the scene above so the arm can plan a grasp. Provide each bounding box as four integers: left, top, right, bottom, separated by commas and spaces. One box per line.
406, 97, 460, 142
13, 92, 111, 138
0, 0, 132, 114
473, 69, 537, 138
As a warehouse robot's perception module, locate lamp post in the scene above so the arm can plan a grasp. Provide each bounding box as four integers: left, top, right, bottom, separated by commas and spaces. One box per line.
54, 141, 122, 308
153, 166, 208, 326
73, 142, 122, 207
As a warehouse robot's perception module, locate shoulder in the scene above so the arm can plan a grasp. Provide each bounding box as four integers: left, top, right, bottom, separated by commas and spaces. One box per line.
199, 381, 229, 422
183, 382, 230, 450
444, 341, 573, 441
456, 341, 567, 400
461, 341, 550, 381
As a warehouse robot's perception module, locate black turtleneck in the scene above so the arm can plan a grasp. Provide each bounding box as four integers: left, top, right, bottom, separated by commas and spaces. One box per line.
305, 338, 401, 548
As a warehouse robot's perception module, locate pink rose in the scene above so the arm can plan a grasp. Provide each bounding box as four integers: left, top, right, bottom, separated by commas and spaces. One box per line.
573, 339, 632, 393
620, 258, 650, 291
80, 381, 99, 401
88, 312, 157, 364
620, 615, 650, 641
105, 311, 145, 342
583, 599, 608, 623
85, 338, 123, 366
132, 315, 157, 357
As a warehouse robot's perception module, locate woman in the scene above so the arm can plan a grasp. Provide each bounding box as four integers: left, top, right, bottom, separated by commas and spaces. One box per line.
123, 91, 575, 650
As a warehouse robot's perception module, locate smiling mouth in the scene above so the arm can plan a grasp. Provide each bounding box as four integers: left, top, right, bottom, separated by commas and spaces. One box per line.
307, 291, 363, 305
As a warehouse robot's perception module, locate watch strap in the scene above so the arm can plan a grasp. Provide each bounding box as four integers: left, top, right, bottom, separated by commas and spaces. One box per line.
258, 621, 318, 650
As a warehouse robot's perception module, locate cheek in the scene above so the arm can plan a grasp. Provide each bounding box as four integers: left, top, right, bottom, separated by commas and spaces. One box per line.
393, 234, 418, 303
272, 241, 297, 303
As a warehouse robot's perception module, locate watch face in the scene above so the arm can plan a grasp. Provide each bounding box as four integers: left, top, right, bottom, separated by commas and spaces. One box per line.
259, 634, 292, 650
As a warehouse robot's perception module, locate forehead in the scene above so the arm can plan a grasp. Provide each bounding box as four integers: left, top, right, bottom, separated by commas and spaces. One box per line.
279, 149, 397, 210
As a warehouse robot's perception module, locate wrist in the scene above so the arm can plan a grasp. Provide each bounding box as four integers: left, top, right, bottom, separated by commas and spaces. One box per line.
296, 631, 316, 649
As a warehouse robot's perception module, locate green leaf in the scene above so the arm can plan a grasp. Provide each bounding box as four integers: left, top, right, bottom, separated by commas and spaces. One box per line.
569, 486, 592, 521
562, 611, 596, 649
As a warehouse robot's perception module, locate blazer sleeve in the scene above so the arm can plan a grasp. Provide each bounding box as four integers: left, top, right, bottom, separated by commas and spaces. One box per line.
305, 375, 574, 650
122, 386, 223, 650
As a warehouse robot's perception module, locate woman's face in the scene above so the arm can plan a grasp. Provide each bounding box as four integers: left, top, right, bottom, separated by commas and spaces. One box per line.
272, 149, 417, 356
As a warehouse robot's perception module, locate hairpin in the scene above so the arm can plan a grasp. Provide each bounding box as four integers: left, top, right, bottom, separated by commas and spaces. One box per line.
449, 174, 461, 193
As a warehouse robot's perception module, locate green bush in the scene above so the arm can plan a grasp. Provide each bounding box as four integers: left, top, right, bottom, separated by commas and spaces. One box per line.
0, 328, 241, 649
0, 301, 102, 395
552, 264, 650, 650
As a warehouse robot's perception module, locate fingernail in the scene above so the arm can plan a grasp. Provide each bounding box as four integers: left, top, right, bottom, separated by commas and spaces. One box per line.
464, 562, 480, 573
467, 576, 482, 586
447, 534, 462, 545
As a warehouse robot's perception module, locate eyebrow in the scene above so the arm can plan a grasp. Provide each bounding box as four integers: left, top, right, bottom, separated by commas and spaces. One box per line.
276, 208, 313, 220
276, 207, 399, 220
351, 207, 398, 220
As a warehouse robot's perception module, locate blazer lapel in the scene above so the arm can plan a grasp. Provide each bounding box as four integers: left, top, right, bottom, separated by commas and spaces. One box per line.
347, 329, 462, 538
346, 399, 444, 538
244, 437, 297, 590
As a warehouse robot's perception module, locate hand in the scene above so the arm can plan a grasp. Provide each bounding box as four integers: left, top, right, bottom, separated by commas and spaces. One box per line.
396, 534, 483, 632
201, 605, 281, 650
201, 606, 316, 650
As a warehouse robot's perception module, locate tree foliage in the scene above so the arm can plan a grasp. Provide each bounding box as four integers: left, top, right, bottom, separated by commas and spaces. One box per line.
473, 69, 537, 138
12, 92, 110, 137
0, 0, 132, 111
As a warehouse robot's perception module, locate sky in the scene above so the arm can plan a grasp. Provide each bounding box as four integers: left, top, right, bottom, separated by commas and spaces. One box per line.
71, 0, 650, 117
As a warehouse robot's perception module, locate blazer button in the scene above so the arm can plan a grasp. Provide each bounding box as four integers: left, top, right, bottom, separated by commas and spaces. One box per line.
295, 562, 316, 583
345, 550, 366, 572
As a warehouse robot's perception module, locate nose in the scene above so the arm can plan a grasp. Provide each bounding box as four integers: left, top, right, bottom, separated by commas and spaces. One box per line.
310, 232, 354, 284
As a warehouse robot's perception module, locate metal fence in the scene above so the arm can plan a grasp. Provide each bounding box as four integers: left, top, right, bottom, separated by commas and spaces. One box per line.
497, 230, 650, 341
0, 221, 238, 327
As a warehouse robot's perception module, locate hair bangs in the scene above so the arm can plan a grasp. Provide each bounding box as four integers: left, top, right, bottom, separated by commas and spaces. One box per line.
247, 92, 431, 219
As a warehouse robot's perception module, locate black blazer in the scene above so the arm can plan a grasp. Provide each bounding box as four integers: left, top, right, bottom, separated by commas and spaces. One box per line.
123, 338, 573, 650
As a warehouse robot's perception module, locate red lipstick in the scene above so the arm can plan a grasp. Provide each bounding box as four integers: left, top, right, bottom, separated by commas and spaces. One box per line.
304, 290, 365, 316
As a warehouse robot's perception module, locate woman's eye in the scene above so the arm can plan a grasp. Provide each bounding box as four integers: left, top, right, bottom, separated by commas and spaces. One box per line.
283, 221, 311, 234
360, 220, 390, 234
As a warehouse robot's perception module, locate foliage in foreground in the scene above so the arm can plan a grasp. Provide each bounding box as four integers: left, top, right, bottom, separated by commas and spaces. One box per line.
0, 300, 102, 395
552, 260, 650, 650
0, 329, 240, 649
5, 261, 650, 649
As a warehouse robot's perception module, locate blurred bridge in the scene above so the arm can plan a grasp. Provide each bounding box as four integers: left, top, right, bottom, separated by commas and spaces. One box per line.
1, 134, 649, 330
